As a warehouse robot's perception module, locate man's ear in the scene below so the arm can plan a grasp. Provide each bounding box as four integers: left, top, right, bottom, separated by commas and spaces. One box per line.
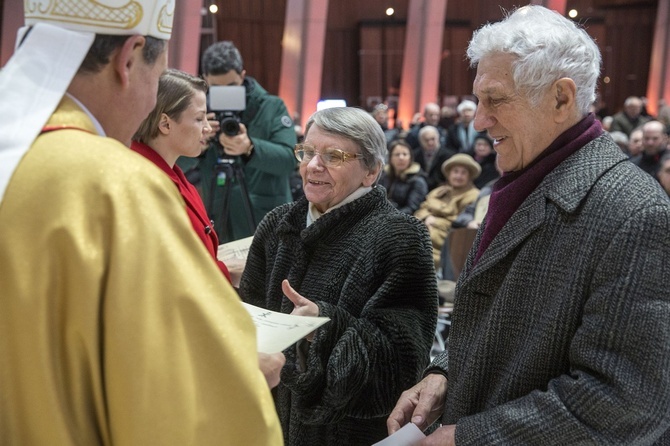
113, 35, 146, 88
553, 78, 577, 122
158, 113, 170, 135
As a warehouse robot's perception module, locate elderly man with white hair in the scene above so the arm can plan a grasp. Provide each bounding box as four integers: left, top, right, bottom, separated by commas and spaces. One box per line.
405, 102, 449, 151
388, 5, 670, 445
447, 99, 488, 153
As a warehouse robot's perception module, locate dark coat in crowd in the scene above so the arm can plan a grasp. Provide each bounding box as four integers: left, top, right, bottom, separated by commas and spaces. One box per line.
473, 152, 499, 189
379, 162, 429, 214
239, 186, 438, 446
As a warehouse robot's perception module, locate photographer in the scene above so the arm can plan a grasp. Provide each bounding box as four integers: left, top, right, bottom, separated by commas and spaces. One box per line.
178, 41, 297, 242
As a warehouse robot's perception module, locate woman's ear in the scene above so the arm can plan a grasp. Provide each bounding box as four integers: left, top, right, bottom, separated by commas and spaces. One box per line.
363, 163, 382, 187
158, 113, 171, 135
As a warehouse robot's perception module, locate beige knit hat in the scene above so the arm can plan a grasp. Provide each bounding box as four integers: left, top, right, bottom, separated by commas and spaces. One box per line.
441, 153, 481, 180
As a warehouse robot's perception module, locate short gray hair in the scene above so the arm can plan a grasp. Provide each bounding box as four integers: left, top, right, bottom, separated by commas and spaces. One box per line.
467, 5, 601, 115
304, 107, 386, 171
456, 100, 477, 115
418, 125, 439, 140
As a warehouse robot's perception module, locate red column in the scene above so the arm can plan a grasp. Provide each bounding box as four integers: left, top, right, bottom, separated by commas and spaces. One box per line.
646, 0, 670, 117
396, 0, 447, 130
168, 0, 203, 75
1, 0, 24, 67
533, 0, 567, 15
278, 0, 329, 131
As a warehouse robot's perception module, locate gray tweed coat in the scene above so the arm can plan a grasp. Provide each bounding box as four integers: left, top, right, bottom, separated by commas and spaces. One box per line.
431, 134, 670, 444
240, 186, 438, 446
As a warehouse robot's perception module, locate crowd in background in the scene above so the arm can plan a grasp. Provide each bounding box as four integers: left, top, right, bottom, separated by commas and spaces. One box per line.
370, 93, 670, 203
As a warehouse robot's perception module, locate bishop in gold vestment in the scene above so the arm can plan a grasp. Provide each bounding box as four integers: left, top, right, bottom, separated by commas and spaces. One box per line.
0, 97, 283, 445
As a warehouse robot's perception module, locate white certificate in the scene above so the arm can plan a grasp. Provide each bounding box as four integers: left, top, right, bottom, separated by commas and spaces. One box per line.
243, 303, 331, 353
372, 423, 426, 446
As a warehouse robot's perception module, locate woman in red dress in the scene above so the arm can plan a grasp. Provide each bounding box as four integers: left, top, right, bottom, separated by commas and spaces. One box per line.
132, 69, 231, 282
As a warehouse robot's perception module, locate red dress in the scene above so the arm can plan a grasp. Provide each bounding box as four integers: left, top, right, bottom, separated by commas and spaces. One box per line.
131, 141, 231, 282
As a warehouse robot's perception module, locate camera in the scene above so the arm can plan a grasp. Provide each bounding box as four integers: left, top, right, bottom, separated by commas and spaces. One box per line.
208, 85, 246, 137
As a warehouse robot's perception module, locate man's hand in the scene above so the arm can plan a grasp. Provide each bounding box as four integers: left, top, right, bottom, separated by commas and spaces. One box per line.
387, 373, 448, 434
466, 220, 481, 230
419, 425, 456, 446
219, 123, 253, 156
282, 279, 319, 341
258, 352, 286, 389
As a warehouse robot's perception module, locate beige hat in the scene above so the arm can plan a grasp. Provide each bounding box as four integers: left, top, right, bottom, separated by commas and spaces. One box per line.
441, 153, 481, 180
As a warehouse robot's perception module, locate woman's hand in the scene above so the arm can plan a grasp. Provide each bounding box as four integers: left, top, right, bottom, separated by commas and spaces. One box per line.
258, 352, 286, 389
282, 279, 319, 341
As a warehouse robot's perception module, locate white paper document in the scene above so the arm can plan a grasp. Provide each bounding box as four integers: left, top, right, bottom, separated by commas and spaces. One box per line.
243, 303, 331, 353
217, 235, 254, 261
372, 423, 426, 446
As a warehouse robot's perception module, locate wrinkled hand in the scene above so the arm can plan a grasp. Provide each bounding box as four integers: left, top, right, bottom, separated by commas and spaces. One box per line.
282, 279, 319, 341
219, 123, 252, 156
419, 425, 456, 446
466, 220, 481, 230
387, 373, 448, 434
258, 352, 286, 389
424, 215, 437, 228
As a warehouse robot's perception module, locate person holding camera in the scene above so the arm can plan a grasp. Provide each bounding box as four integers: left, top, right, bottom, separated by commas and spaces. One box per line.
178, 41, 297, 242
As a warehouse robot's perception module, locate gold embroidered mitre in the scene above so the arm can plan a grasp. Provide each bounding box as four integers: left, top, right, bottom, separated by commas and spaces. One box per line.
24, 0, 174, 40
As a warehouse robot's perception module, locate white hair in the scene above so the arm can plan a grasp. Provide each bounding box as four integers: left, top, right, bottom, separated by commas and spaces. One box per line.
467, 5, 601, 115
457, 100, 477, 115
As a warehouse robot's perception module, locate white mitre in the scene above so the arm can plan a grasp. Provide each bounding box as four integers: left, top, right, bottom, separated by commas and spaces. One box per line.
0, 0, 175, 204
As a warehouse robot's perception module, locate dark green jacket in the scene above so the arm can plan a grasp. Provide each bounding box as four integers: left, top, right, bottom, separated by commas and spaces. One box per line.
178, 77, 297, 242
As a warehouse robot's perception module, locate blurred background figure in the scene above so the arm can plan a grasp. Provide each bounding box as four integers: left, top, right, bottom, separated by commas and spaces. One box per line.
470, 135, 500, 188
371, 103, 400, 147
634, 120, 669, 177
657, 153, 670, 197
627, 127, 644, 161
413, 125, 457, 190
601, 115, 613, 132
610, 96, 651, 136
608, 130, 629, 154
414, 153, 480, 268
404, 102, 448, 151
447, 100, 487, 153
379, 139, 429, 214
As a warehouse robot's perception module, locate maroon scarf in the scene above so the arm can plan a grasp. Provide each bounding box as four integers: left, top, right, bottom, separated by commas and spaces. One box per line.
474, 113, 603, 264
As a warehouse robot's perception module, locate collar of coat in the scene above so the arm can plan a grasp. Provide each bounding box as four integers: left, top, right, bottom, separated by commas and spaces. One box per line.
383, 162, 422, 181
275, 186, 388, 246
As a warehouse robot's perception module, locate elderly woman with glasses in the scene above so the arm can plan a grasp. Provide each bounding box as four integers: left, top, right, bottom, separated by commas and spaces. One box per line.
239, 107, 438, 446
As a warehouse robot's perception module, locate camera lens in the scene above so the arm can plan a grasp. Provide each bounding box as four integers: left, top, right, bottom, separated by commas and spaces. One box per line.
221, 117, 240, 136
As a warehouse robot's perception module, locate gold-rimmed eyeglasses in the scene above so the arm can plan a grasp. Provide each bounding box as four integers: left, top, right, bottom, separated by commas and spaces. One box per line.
294, 144, 365, 168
